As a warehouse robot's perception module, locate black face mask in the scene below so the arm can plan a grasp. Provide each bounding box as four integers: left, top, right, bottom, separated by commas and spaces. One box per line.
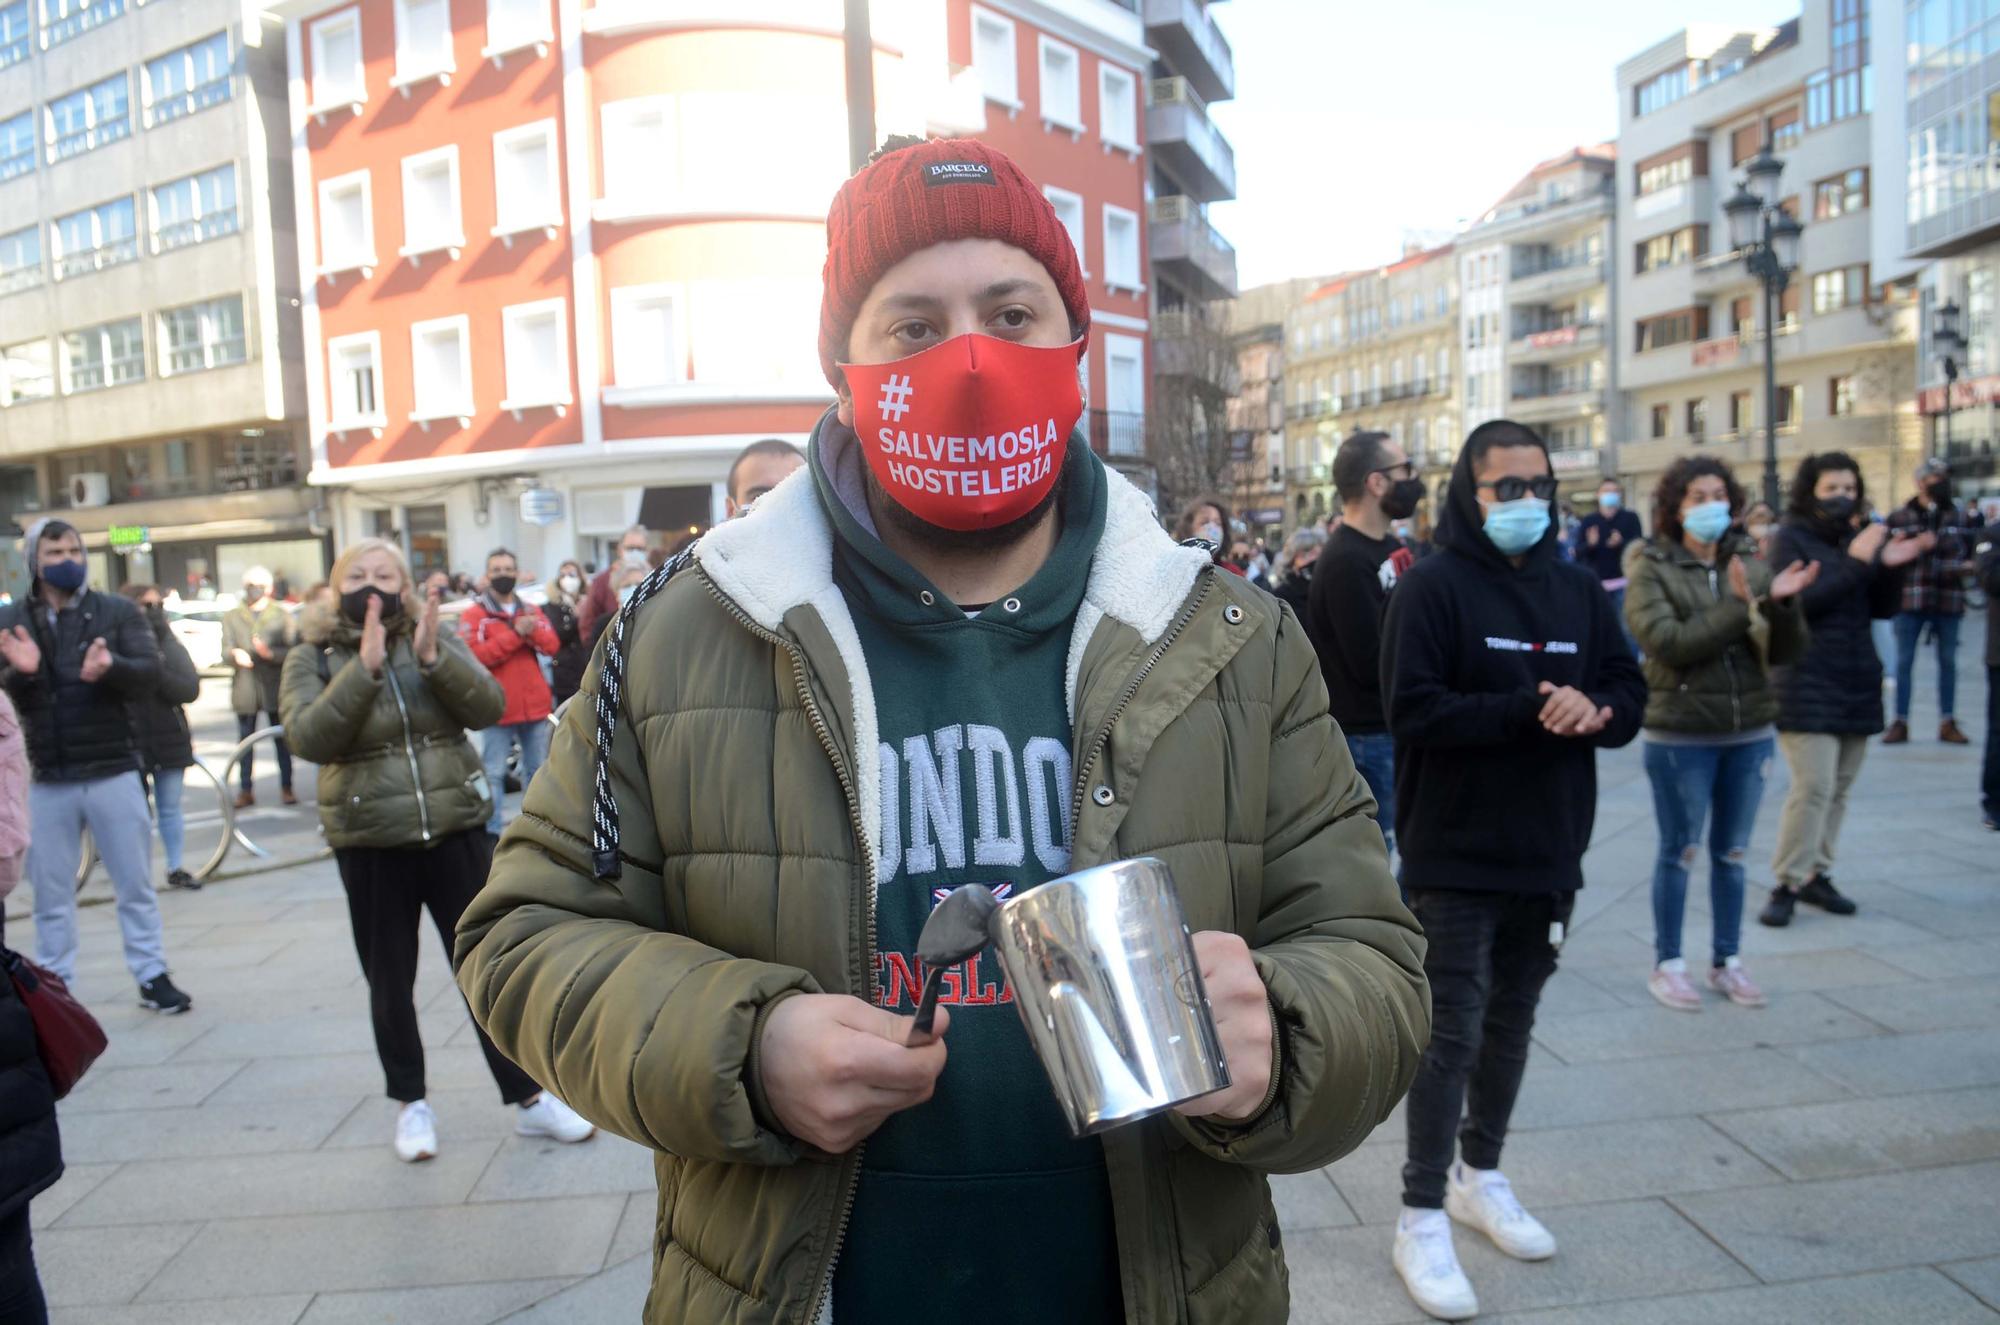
1380, 478, 1425, 522
1925, 479, 1951, 502
488, 575, 517, 598
340, 585, 403, 624
144, 604, 168, 630
1814, 496, 1857, 532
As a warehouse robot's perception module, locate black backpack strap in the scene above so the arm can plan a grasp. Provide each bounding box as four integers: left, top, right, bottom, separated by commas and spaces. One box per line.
590, 545, 697, 880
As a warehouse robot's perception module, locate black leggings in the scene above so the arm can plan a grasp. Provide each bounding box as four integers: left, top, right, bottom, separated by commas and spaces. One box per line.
335, 828, 539, 1105
0, 1205, 47, 1325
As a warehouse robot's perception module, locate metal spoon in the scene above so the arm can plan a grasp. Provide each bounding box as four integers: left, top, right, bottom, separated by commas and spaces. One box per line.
908, 884, 1003, 1043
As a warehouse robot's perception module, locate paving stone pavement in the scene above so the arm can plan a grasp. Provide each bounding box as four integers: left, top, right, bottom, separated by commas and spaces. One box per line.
11, 649, 1997, 1322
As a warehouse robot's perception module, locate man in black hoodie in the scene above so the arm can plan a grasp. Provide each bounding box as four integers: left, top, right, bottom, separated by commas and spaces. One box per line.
1378, 421, 1645, 1321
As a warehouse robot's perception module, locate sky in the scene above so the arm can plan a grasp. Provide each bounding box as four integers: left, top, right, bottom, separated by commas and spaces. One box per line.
1207, 0, 1805, 290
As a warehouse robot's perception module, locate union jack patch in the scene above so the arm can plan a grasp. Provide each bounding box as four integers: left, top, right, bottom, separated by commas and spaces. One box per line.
931, 882, 1014, 909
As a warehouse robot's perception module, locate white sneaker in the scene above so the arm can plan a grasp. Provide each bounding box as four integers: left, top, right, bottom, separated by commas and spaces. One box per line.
516, 1093, 595, 1143
1445, 1162, 1556, 1260
1392, 1207, 1479, 1321
394, 1100, 438, 1163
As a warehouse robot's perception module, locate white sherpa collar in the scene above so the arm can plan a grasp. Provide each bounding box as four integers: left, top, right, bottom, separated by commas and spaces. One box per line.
694, 444, 1209, 887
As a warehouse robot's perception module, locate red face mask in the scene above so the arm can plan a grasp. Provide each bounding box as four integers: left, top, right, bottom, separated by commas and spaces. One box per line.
840, 333, 1084, 531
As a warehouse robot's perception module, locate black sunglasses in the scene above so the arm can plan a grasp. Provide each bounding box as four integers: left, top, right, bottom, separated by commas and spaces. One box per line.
1373, 461, 1417, 481
1477, 475, 1559, 502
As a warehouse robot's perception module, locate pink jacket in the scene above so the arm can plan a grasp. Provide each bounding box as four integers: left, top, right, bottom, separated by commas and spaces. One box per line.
0, 691, 29, 890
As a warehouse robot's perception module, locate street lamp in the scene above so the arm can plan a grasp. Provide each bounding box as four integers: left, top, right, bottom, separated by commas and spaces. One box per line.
1932, 298, 1966, 459
1723, 146, 1804, 507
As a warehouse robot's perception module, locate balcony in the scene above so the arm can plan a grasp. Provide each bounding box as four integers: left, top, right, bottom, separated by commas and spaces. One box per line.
1508, 385, 1602, 425
1149, 195, 1236, 301
1143, 0, 1234, 103
1549, 445, 1605, 477
1508, 257, 1605, 304
154, 208, 241, 254
1509, 322, 1605, 363
1147, 78, 1235, 203
1631, 176, 1712, 225
53, 239, 138, 281
1086, 409, 1145, 460
1692, 250, 1751, 292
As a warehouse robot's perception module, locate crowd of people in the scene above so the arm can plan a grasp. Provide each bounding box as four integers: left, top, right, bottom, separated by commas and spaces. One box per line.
0, 131, 1991, 1323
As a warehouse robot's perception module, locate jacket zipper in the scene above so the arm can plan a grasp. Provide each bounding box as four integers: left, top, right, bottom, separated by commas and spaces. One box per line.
1707, 564, 1743, 732
383, 650, 433, 843
1068, 572, 1214, 834
695, 569, 875, 1325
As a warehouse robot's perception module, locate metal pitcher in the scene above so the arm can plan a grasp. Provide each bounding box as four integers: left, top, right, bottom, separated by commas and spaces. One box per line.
988, 857, 1230, 1137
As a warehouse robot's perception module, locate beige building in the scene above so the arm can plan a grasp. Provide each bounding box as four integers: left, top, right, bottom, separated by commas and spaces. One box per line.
1282, 246, 1457, 527
0, 0, 312, 597
1225, 321, 1284, 540
1613, 9, 1916, 510
1458, 146, 1618, 507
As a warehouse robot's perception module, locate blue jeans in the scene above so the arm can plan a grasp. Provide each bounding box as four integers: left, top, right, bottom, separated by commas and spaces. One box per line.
1346, 731, 1395, 853
481, 719, 550, 836
1644, 737, 1772, 965
151, 767, 185, 873
1605, 583, 1639, 659
1892, 612, 1961, 720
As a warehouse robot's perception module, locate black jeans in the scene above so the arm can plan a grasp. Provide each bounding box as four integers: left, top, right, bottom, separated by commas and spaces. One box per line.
237, 711, 292, 791
0, 1206, 47, 1325
1985, 665, 1999, 820
335, 828, 539, 1106
1401, 888, 1560, 1209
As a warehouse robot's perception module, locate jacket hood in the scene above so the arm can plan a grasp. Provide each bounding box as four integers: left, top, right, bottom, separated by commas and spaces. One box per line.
1434, 420, 1559, 571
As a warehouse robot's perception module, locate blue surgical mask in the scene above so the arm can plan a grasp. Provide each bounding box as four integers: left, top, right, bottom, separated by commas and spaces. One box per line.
1683, 500, 1733, 545
1599, 492, 1621, 511
1483, 497, 1551, 555
40, 559, 86, 592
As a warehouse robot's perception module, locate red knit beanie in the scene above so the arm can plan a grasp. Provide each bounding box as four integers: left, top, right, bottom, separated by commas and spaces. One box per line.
819, 137, 1091, 388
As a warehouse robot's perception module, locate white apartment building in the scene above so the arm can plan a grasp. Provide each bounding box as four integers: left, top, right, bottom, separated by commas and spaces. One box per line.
0, 0, 311, 596
1457, 145, 1617, 507
1614, 4, 1918, 508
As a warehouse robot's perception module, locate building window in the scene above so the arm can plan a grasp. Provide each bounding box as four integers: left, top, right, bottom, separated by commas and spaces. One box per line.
1729, 121, 1764, 166
1650, 403, 1670, 438
158, 294, 247, 375
1768, 105, 1802, 151
596, 93, 841, 222
51, 196, 136, 279
1809, 0, 1870, 129
1102, 333, 1145, 455
150, 163, 238, 252
970, 5, 1017, 107
1102, 204, 1140, 291
40, 0, 122, 49
0, 1, 28, 67
1436, 346, 1450, 382
491, 119, 560, 237
1098, 62, 1137, 151
1043, 186, 1087, 274
400, 145, 463, 257
1686, 398, 1707, 438
317, 169, 374, 274
62, 317, 144, 393
327, 332, 383, 428
0, 110, 31, 180
1635, 64, 1689, 117
1812, 167, 1868, 219
143, 32, 232, 127
1635, 307, 1708, 352
1830, 374, 1856, 416
409, 314, 472, 420
1635, 225, 1707, 274
609, 284, 683, 390
1811, 263, 1869, 314
309, 8, 365, 110
1776, 382, 1802, 429
501, 300, 570, 410
0, 225, 40, 294
393, 0, 453, 85
1636, 144, 1702, 196
1037, 35, 1080, 130
214, 434, 297, 492
44, 74, 130, 162
1729, 389, 1754, 434
1, 338, 51, 404
484, 0, 548, 56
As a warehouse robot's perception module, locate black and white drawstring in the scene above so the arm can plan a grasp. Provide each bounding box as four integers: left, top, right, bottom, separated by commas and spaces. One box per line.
590, 544, 697, 880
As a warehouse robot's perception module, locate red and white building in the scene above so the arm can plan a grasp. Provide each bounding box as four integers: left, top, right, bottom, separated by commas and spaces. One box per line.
266, 0, 1157, 577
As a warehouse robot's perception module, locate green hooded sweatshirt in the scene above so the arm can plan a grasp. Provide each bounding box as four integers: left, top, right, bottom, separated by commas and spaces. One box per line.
812, 425, 1120, 1321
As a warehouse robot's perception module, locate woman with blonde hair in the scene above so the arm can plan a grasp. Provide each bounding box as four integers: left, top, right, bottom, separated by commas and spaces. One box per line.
280, 538, 594, 1161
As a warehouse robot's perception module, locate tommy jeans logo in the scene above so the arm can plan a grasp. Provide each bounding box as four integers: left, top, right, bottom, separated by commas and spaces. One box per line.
1485, 636, 1580, 654
877, 373, 914, 422
923, 161, 997, 187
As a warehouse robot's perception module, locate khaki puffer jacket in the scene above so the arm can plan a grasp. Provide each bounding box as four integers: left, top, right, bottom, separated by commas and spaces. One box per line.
1623, 534, 1808, 736
454, 463, 1430, 1325
279, 603, 504, 849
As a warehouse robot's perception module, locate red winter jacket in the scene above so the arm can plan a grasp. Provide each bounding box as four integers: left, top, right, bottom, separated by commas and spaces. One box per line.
460, 595, 559, 725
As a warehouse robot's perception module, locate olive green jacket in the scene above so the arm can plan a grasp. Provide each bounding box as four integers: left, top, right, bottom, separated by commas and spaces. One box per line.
453, 464, 1430, 1325
278, 604, 503, 849
1623, 534, 1808, 735
222, 600, 296, 715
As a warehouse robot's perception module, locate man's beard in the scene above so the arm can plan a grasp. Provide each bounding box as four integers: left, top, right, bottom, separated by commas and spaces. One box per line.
863, 442, 1075, 554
